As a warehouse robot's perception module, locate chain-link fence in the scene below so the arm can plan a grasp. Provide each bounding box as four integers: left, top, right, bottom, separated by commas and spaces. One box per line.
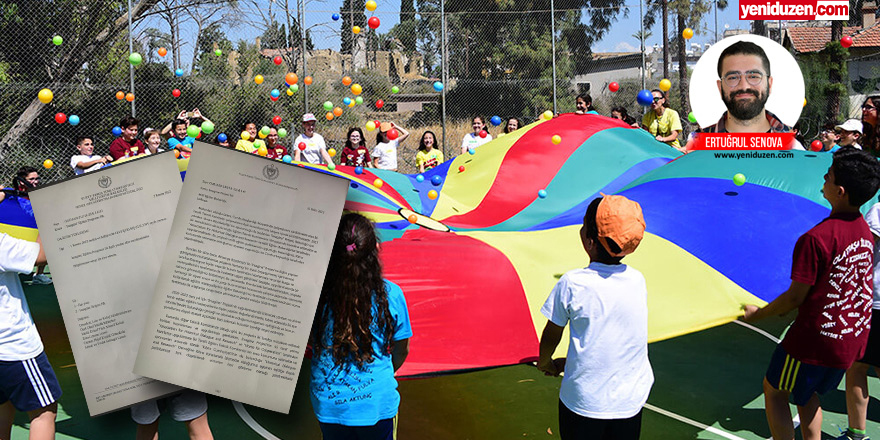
1, 0, 877, 183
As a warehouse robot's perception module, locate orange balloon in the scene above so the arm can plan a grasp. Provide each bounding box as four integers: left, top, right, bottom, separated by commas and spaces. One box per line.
325, 112, 334, 121
285, 72, 298, 85
158, 47, 167, 57
408, 214, 418, 224
174, 149, 180, 158
304, 76, 313, 85
115, 91, 125, 100
125, 92, 135, 102
342, 76, 352, 86
333, 107, 343, 117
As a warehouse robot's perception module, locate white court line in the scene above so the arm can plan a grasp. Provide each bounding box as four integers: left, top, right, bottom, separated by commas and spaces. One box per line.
644, 403, 748, 440
232, 401, 282, 440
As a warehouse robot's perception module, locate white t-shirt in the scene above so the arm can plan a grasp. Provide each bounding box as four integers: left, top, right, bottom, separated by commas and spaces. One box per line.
70, 154, 104, 175
865, 202, 880, 309
541, 262, 654, 419
0, 234, 42, 361
294, 133, 327, 165
371, 140, 399, 170
460, 132, 492, 152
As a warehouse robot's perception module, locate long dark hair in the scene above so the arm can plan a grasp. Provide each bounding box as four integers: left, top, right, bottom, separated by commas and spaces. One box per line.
504, 118, 522, 134
12, 166, 38, 197
419, 131, 437, 152
311, 213, 394, 367
344, 127, 366, 150
576, 93, 595, 111
611, 106, 636, 126
862, 96, 880, 155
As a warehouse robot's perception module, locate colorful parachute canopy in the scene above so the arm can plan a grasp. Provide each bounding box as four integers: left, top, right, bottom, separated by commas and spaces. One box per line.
0, 196, 38, 241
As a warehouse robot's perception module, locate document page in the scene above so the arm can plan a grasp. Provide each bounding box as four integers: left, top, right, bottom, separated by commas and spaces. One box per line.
29, 152, 183, 416
134, 142, 349, 413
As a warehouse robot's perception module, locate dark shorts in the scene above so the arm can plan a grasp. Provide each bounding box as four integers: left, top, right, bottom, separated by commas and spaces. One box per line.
858, 310, 880, 367
130, 390, 208, 425
319, 415, 398, 440
0, 351, 62, 411
558, 400, 643, 440
765, 344, 845, 406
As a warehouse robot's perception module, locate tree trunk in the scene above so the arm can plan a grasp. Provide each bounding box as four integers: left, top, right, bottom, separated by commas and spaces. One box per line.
0, 0, 161, 157
662, 0, 669, 79
827, 20, 844, 120
677, 12, 690, 139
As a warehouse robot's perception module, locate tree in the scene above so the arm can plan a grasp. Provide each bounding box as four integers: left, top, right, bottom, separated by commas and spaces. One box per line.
340, 0, 366, 55
397, 0, 417, 52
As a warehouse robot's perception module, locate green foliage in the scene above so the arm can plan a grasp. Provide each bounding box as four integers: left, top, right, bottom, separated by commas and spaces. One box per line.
340, 0, 367, 55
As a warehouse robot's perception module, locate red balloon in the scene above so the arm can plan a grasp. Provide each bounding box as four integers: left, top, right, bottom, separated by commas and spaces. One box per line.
368, 16, 381, 29
270, 96, 279, 101
459, 166, 465, 172
273, 56, 283, 65
298, 142, 307, 151
196, 132, 202, 139
810, 140, 824, 152
387, 129, 399, 140
374, 120, 381, 127
841, 35, 853, 48
54, 112, 67, 124
273, 115, 282, 125
172, 88, 181, 97
376, 99, 384, 109
609, 82, 620, 92
479, 130, 487, 138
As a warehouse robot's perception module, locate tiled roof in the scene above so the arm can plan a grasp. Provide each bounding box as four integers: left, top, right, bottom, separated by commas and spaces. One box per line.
788, 23, 880, 52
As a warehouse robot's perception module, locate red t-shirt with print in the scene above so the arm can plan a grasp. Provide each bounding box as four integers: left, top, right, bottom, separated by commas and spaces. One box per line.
264, 145, 289, 160
341, 146, 369, 166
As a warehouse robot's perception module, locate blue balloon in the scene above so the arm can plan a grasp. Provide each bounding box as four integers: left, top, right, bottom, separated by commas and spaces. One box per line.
468, 148, 476, 155
538, 189, 547, 199
343, 97, 352, 105
271, 89, 280, 98
332, 13, 340, 20
355, 166, 364, 175
433, 81, 444, 92
68, 115, 80, 126
282, 155, 293, 163
636, 89, 654, 106
217, 133, 228, 143
175, 68, 184, 77
490, 115, 502, 126
431, 175, 442, 186
112, 126, 122, 136
415, 174, 424, 182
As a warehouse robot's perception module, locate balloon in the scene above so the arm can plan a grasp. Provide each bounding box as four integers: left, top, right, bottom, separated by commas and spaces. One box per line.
542, 110, 553, 120
841, 35, 853, 48
38, 88, 53, 104
43, 159, 54, 169
125, 93, 135, 102
175, 68, 184, 77
273, 56, 283, 65
366, 0, 377, 10
271, 89, 281, 98
366, 121, 376, 131
431, 175, 442, 186
356, 96, 364, 105
490, 116, 502, 126
468, 148, 475, 155
416, 174, 424, 182
333, 107, 343, 117
408, 214, 418, 224
388, 129, 399, 140
733, 173, 746, 186
286, 88, 294, 96
551, 134, 561, 145
343, 97, 352, 105
158, 47, 167, 57
187, 125, 200, 138
54, 112, 67, 124
52, 35, 63, 46
322, 148, 334, 158
391, 86, 400, 94
278, 128, 287, 138
241, 131, 250, 140
215, 49, 222, 56
368, 17, 380, 29
342, 76, 352, 86
351, 84, 363, 95
112, 126, 123, 136
174, 150, 180, 158
323, 101, 333, 111
115, 91, 125, 100
129, 52, 142, 66
217, 133, 228, 143
376, 99, 384, 109
478, 130, 487, 138
355, 166, 364, 175
373, 178, 383, 188
353, 26, 361, 34
433, 81, 444, 92
68, 115, 80, 126
803, 98, 807, 107
257, 147, 268, 156
459, 166, 465, 172
688, 112, 697, 123
283, 155, 293, 163
254, 75, 264, 84
428, 190, 438, 200
298, 142, 307, 151
810, 140, 824, 152
609, 82, 620, 92
304, 76, 313, 85
260, 126, 270, 136
285, 73, 298, 85
270, 96, 279, 102
683, 27, 694, 39
201, 121, 215, 134
332, 13, 340, 20
172, 88, 181, 97
325, 112, 334, 121
290, 84, 299, 93
659, 78, 671, 92
636, 89, 654, 106
538, 189, 547, 198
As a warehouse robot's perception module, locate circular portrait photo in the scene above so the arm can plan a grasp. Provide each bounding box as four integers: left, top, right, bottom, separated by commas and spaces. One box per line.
689, 34, 804, 132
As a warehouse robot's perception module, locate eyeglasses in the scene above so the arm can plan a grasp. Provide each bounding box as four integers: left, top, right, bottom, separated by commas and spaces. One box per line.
652, 96, 663, 103
863, 104, 877, 111
722, 71, 765, 88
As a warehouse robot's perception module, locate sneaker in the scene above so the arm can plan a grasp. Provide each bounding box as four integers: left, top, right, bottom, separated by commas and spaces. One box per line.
31, 274, 53, 285
837, 431, 870, 440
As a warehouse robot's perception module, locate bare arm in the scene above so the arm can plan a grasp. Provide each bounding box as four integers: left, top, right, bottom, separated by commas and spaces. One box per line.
392, 338, 409, 371
35, 235, 46, 267
392, 122, 409, 143
320, 149, 334, 165
743, 280, 812, 322
74, 157, 109, 169
537, 320, 565, 376
293, 149, 301, 162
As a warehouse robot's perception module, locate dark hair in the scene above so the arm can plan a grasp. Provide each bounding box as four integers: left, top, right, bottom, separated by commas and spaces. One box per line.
172, 118, 188, 130
717, 40, 771, 78
792, 121, 806, 147
583, 198, 623, 264
861, 95, 880, 154
831, 148, 880, 207
473, 116, 486, 125
576, 93, 595, 111
242, 122, 256, 131
311, 213, 394, 367
651, 89, 670, 108
344, 127, 366, 150
75, 135, 93, 146
376, 130, 387, 145
419, 131, 437, 152
504, 117, 522, 134
13, 166, 39, 195
119, 116, 139, 129
611, 106, 636, 126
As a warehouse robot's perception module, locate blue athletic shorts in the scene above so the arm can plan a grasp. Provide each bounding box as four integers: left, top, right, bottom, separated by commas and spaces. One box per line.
0, 351, 62, 411
130, 390, 208, 425
319, 415, 398, 440
765, 344, 845, 406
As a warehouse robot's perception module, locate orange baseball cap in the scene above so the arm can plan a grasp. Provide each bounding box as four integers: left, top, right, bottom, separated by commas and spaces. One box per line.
379, 122, 393, 132
595, 194, 645, 257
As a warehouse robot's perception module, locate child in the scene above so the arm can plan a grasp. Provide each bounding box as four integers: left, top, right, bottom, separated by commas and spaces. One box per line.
166, 118, 194, 158
460, 116, 492, 155
143, 129, 165, 155
538, 195, 653, 440
504, 118, 522, 134
235, 122, 266, 154
293, 114, 333, 165
310, 213, 412, 440
0, 234, 61, 440
341, 127, 370, 167
575, 93, 598, 115
743, 148, 880, 440
109, 116, 146, 160
371, 121, 409, 172
130, 390, 213, 440
70, 136, 112, 175
415, 131, 443, 173
837, 119, 864, 150
263, 128, 288, 161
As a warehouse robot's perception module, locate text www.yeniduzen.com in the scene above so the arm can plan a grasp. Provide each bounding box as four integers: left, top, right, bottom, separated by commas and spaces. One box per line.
739, 0, 848, 20
714, 151, 795, 159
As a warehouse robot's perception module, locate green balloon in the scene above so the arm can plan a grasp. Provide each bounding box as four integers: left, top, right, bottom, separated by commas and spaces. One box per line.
733, 173, 746, 186
688, 112, 697, 123
201, 121, 215, 134
327, 163, 336, 171
391, 86, 399, 94
186, 125, 200, 138
290, 84, 299, 93
260, 126, 270, 136
323, 101, 333, 112
355, 96, 364, 105
128, 52, 142, 66
52, 35, 63, 46
278, 128, 288, 138
214, 49, 222, 56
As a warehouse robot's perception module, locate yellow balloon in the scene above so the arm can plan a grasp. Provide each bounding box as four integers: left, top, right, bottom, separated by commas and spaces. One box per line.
682, 28, 694, 39
351, 84, 363, 95
803, 98, 807, 107
258, 131, 268, 139
428, 190, 438, 200
38, 88, 53, 104
286, 88, 294, 96
373, 178, 383, 188
659, 78, 671, 92
328, 148, 337, 157
366, 0, 377, 11
551, 134, 562, 145
241, 131, 250, 141
353, 26, 361, 34
348, 101, 356, 108
542, 110, 553, 120
254, 75, 264, 84
257, 147, 268, 156
366, 121, 376, 131
43, 159, 54, 169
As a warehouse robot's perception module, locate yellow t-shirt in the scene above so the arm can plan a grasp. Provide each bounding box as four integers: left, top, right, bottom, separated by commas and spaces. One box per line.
235, 139, 266, 153
416, 149, 444, 171
642, 108, 682, 149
